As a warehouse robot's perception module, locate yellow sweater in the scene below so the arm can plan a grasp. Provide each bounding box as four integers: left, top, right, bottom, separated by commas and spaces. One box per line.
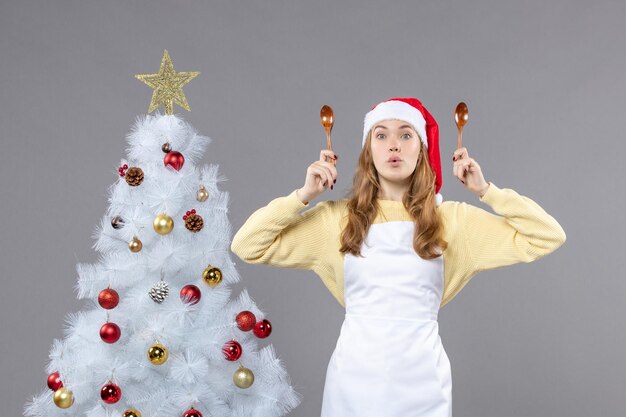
230, 182, 566, 308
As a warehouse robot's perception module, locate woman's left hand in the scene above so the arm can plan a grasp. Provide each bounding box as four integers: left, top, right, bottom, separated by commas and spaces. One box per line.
452, 147, 490, 197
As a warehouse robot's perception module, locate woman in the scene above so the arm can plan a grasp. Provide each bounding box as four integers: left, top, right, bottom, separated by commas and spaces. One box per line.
231, 97, 566, 416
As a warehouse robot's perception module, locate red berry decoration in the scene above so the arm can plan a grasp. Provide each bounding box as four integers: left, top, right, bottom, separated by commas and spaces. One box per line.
100, 382, 122, 404
180, 284, 201, 305
164, 151, 185, 171
47, 371, 63, 391
183, 408, 203, 417
98, 288, 119, 310
253, 319, 272, 338
236, 311, 256, 332
222, 340, 242, 361
100, 322, 121, 344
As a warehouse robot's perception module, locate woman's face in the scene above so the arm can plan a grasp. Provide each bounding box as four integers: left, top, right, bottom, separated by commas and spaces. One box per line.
370, 119, 422, 189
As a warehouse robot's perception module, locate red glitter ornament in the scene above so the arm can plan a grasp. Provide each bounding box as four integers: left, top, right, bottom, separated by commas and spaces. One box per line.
98, 288, 119, 310
222, 340, 242, 361
100, 382, 122, 404
183, 408, 203, 417
100, 322, 121, 344
164, 151, 185, 171
47, 371, 63, 391
236, 311, 256, 332
253, 319, 272, 338
180, 284, 201, 305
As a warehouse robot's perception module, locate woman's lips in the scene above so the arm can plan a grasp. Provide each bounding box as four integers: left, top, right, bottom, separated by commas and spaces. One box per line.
387, 156, 402, 167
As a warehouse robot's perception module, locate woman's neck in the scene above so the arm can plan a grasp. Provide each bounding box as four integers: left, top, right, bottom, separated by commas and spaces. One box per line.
377, 187, 407, 202
377, 178, 409, 202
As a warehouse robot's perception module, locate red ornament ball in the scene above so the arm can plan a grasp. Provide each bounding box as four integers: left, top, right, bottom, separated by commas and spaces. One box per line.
98, 288, 119, 309
100, 382, 122, 404
47, 371, 63, 391
222, 340, 243, 361
183, 408, 203, 417
253, 319, 272, 338
236, 311, 256, 332
164, 151, 185, 171
100, 322, 121, 344
180, 284, 201, 305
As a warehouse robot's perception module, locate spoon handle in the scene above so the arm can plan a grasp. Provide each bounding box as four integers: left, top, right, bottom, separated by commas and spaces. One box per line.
326, 129, 335, 165
457, 127, 463, 150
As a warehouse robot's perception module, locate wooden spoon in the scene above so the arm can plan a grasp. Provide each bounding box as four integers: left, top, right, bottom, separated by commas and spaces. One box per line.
320, 105, 335, 165
454, 102, 468, 150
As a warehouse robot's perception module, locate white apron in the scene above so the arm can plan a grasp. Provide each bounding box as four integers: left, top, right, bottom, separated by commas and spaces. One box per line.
320, 221, 452, 417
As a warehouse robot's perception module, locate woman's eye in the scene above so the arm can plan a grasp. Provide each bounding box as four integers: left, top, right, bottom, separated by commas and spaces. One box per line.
376, 133, 385, 139
402, 133, 411, 139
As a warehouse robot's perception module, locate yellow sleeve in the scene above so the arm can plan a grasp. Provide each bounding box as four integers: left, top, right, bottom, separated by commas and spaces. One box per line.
462, 182, 567, 273
230, 189, 333, 270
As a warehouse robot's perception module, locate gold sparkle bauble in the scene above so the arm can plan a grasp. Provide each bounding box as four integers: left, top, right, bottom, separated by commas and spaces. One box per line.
53, 387, 74, 408
135, 50, 200, 115
233, 365, 254, 389
196, 185, 209, 202
162, 142, 171, 153
202, 265, 222, 287
122, 410, 142, 417
153, 213, 174, 235
147, 343, 169, 365
129, 236, 143, 252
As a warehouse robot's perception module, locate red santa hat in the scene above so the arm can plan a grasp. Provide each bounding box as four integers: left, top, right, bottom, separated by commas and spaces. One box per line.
363, 97, 443, 206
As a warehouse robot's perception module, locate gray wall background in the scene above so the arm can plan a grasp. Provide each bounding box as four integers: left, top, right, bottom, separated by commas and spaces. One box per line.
1, 1, 624, 416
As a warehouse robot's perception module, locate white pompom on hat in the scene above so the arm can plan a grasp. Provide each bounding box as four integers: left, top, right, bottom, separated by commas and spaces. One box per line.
363, 97, 443, 206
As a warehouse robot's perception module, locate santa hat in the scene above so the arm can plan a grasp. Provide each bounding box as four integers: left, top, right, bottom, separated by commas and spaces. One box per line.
363, 97, 443, 206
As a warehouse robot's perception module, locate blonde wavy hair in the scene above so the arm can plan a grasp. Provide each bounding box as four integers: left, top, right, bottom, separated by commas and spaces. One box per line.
339, 131, 448, 259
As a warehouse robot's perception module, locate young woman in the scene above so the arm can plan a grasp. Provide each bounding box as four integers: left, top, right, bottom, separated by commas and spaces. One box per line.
231, 97, 566, 416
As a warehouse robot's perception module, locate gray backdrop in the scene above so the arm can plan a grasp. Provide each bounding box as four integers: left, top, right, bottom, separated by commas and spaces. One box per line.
1, 1, 624, 416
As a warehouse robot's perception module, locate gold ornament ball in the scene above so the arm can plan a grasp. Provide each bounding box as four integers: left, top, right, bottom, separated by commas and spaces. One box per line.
233, 365, 254, 389
53, 387, 74, 409
129, 237, 143, 252
197, 185, 209, 202
202, 265, 222, 287
153, 213, 174, 235
122, 410, 142, 417
148, 343, 169, 365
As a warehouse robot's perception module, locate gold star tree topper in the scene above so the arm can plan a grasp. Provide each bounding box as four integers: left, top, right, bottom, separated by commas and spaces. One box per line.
135, 50, 200, 115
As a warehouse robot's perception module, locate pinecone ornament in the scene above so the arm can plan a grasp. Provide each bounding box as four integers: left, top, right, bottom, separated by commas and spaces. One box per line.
183, 210, 203, 233
149, 281, 169, 303
125, 167, 144, 186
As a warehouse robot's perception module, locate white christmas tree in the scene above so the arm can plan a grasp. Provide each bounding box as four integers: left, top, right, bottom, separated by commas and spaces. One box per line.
24, 50, 301, 417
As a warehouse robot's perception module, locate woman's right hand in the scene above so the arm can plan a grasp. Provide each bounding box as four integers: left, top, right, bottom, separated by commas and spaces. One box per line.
296, 149, 338, 204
